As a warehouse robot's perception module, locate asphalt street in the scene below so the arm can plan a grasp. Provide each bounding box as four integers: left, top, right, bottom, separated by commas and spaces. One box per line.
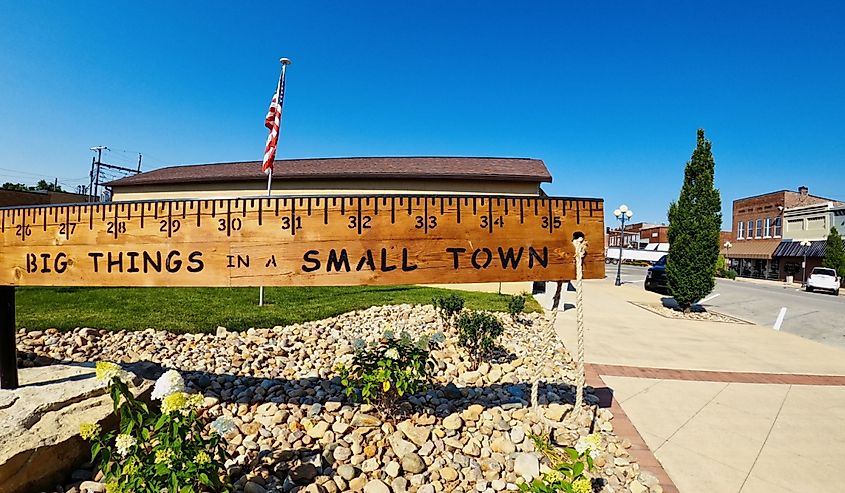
606, 263, 845, 351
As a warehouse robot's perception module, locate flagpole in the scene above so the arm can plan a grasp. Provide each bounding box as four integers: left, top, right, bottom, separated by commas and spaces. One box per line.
260, 57, 291, 307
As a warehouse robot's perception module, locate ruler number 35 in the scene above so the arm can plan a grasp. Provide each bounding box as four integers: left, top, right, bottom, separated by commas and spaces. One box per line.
541, 216, 562, 230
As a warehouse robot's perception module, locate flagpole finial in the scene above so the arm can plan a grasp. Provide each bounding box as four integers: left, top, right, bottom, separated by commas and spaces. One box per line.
280, 58, 292, 65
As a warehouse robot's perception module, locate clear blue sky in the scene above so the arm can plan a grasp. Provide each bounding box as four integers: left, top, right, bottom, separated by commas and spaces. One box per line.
1, 1, 843, 229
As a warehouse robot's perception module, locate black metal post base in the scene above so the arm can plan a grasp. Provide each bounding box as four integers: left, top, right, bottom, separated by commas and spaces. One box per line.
0, 286, 18, 390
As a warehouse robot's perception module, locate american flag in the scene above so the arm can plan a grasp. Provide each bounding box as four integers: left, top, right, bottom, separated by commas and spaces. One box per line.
262, 72, 286, 175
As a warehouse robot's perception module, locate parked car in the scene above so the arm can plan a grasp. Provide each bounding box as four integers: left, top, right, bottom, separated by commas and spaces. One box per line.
806, 267, 841, 295
645, 255, 669, 293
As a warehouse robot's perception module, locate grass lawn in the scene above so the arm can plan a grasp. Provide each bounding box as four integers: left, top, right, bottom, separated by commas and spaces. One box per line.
16, 286, 541, 333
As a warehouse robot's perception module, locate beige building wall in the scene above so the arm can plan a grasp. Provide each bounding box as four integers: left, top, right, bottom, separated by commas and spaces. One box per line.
111, 178, 541, 201
783, 202, 843, 241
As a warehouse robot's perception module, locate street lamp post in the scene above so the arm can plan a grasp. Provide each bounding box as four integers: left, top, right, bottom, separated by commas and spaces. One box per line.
724, 241, 732, 271
613, 205, 634, 286
800, 239, 812, 286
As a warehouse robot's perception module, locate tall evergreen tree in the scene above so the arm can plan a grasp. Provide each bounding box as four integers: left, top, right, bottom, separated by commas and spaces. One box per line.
823, 227, 845, 278
667, 129, 722, 312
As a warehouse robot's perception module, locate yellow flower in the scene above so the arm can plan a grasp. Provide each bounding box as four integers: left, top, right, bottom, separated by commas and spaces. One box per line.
161, 391, 203, 415
383, 380, 391, 392
122, 460, 139, 476
194, 451, 211, 464
95, 362, 127, 382
187, 392, 205, 409
154, 449, 174, 465
572, 477, 591, 493
544, 470, 564, 483
105, 481, 119, 493
79, 422, 101, 440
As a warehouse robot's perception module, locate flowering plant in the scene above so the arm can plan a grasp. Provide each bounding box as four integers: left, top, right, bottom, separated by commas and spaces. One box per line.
80, 363, 232, 492
518, 433, 595, 493
337, 329, 443, 417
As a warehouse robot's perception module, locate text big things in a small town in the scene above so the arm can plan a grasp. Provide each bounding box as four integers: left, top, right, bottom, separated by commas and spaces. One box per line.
0, 195, 605, 287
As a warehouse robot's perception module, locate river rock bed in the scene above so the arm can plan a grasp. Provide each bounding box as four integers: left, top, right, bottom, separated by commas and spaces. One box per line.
17, 305, 659, 493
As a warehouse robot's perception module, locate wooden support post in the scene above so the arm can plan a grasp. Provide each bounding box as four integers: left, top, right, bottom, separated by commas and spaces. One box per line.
0, 286, 18, 390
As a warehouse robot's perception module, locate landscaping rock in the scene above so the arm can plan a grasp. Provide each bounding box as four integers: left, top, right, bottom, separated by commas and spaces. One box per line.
0, 363, 154, 493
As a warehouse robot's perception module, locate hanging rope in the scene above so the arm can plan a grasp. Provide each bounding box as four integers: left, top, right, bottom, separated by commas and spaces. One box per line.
572, 237, 587, 410
530, 236, 588, 430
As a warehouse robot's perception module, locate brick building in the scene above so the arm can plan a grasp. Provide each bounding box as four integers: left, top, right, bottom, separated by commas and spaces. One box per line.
0, 189, 92, 208
606, 222, 667, 249
727, 186, 842, 280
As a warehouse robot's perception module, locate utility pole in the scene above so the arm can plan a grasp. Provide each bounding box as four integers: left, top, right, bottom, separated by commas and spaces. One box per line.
89, 146, 107, 202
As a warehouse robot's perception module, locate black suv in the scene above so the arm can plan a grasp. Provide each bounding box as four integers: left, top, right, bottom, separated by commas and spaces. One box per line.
644, 255, 669, 293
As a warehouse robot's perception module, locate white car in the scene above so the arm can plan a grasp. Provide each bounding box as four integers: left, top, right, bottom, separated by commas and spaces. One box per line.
806, 267, 841, 296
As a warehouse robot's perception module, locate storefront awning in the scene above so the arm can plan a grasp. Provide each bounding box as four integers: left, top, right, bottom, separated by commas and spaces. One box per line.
772, 239, 826, 258
725, 239, 780, 260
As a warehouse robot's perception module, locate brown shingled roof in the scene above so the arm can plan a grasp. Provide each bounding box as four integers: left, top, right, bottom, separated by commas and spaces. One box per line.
106, 157, 552, 187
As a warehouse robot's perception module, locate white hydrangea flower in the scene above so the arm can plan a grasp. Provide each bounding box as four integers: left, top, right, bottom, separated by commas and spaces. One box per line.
115, 434, 136, 457
384, 348, 400, 360
151, 369, 185, 400
210, 416, 236, 436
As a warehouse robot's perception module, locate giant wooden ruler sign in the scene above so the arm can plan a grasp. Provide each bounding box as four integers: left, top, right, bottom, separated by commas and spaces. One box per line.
0, 194, 604, 389
0, 195, 604, 286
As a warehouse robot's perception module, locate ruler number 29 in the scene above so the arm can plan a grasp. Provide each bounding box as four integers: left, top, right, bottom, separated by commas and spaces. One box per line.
480, 216, 504, 229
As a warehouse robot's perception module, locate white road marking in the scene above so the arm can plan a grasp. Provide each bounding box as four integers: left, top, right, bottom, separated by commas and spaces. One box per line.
701, 293, 721, 304
773, 307, 787, 331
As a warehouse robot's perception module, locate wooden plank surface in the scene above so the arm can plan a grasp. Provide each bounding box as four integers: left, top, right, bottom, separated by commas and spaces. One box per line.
0, 195, 605, 287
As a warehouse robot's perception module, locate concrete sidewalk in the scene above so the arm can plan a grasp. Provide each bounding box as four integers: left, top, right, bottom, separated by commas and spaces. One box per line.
553, 280, 845, 493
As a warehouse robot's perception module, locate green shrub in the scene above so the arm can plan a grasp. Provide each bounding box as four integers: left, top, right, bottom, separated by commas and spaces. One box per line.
456, 311, 504, 369
337, 329, 443, 417
433, 293, 465, 322
81, 363, 232, 493
507, 294, 526, 319
518, 433, 595, 493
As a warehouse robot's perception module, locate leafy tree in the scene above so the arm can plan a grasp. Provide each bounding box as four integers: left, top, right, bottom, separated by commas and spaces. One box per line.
1, 180, 63, 192
35, 179, 63, 192
667, 129, 722, 312
823, 227, 845, 278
